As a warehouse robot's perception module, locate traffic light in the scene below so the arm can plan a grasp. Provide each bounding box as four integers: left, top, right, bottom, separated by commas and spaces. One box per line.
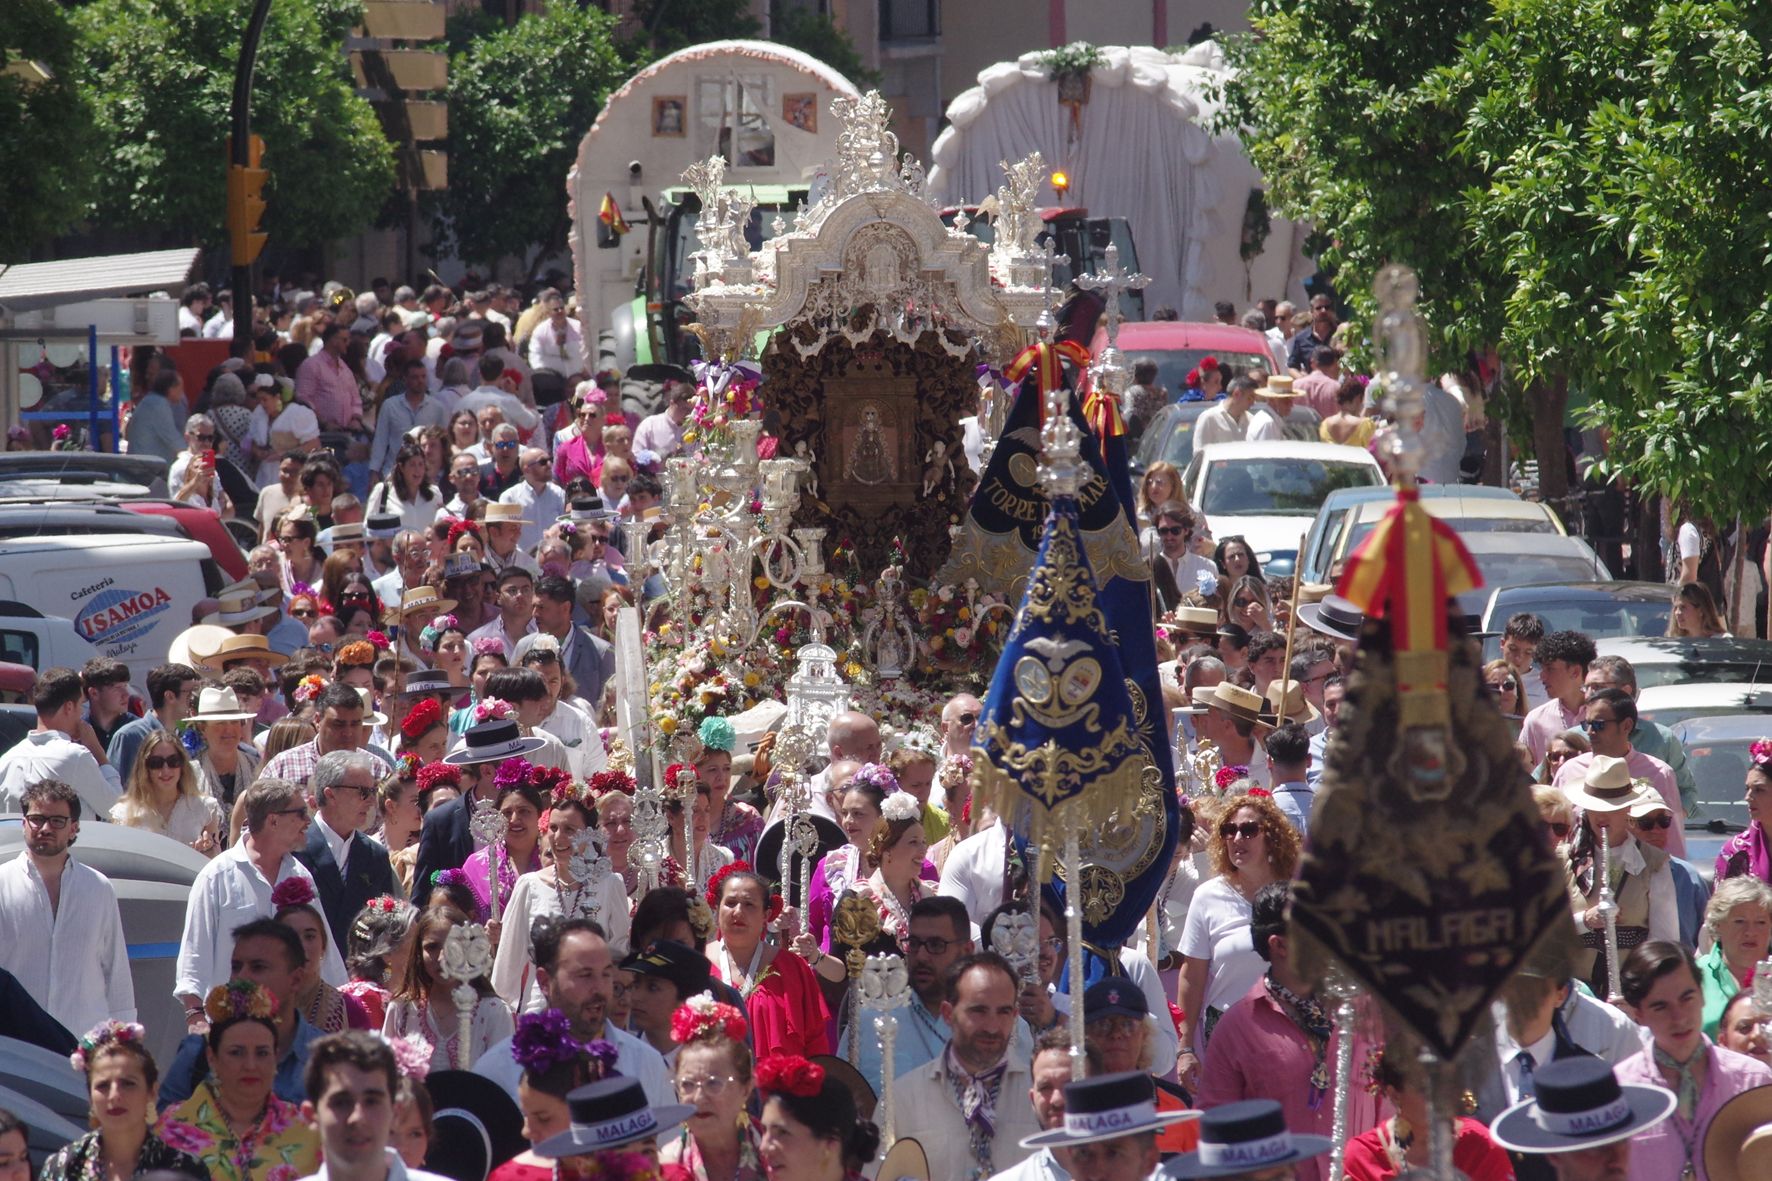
227, 135, 268, 265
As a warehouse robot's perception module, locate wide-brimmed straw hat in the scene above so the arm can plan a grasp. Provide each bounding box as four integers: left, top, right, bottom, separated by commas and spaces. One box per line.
189, 686, 258, 723
1253, 374, 1297, 399
199, 634, 290, 672
1564, 755, 1651, 814
1706, 1085, 1772, 1181
1204, 683, 1265, 727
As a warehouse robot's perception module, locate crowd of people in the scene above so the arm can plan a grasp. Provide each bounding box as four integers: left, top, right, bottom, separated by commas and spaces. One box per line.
0, 275, 1768, 1181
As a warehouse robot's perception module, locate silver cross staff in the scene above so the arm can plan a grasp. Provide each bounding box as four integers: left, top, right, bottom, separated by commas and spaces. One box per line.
860, 953, 912, 1148
990, 909, 1040, 989
468, 797, 511, 924
439, 922, 494, 1069
567, 826, 611, 931
1075, 244, 1150, 348
629, 778, 670, 895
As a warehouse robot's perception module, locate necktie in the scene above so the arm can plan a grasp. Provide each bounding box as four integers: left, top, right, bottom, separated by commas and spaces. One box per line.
1515, 1050, 1536, 1099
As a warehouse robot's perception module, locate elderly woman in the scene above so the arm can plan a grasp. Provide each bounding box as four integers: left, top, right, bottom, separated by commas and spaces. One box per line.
1176, 789, 1300, 1088
189, 686, 262, 824
663, 997, 763, 1181
1716, 991, 1772, 1068
1697, 876, 1772, 1038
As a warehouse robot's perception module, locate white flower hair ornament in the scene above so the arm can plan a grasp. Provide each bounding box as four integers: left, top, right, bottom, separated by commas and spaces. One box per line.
881, 792, 923, 823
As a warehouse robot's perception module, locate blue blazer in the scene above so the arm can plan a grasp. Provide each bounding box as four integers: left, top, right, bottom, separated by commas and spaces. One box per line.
295, 822, 396, 952
412, 792, 476, 908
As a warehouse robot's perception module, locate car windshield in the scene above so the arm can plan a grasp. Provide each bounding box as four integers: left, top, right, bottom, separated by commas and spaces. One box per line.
1470, 552, 1606, 589
1679, 735, 1755, 831
1125, 349, 1273, 396
1506, 596, 1669, 642
1631, 660, 1772, 691
1200, 459, 1379, 516
1342, 513, 1558, 558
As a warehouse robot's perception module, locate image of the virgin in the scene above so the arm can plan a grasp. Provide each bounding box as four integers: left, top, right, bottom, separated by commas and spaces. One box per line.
844, 402, 894, 485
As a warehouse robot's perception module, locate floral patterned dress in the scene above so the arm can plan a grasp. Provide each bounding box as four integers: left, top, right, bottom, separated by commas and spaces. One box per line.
463, 841, 541, 923
160, 1082, 320, 1181
661, 1115, 767, 1181
710, 799, 765, 863
37, 1131, 207, 1181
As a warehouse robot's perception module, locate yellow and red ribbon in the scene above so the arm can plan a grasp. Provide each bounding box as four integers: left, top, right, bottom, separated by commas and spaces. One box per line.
1336, 487, 1482, 654
1082, 382, 1127, 438
1005, 340, 1090, 421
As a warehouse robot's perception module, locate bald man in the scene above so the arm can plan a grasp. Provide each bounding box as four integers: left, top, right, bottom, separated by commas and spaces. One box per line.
497, 444, 564, 551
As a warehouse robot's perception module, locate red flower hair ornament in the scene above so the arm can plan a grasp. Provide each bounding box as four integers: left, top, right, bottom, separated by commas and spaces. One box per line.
401, 698, 444, 741
670, 993, 749, 1046
704, 860, 783, 924
755, 1054, 824, 1099
271, 877, 316, 910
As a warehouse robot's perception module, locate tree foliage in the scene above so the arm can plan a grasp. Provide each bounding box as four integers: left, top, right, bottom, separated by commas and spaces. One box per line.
1221, 0, 1772, 521
439, 0, 633, 267
71, 0, 394, 253
771, 1, 880, 88
632, 0, 760, 55
0, 0, 101, 260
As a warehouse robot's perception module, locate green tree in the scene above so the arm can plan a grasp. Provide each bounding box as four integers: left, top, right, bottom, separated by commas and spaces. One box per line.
440, 0, 633, 267
0, 1, 101, 260
632, 0, 759, 55
71, 0, 394, 254
771, 1, 879, 87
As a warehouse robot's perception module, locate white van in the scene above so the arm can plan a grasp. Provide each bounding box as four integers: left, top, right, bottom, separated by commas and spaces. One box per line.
0, 534, 223, 687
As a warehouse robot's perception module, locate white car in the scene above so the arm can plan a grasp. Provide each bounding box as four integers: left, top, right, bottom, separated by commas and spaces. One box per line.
1183, 441, 1385, 574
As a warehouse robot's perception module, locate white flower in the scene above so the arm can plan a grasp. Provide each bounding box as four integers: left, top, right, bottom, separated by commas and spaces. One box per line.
882, 792, 922, 822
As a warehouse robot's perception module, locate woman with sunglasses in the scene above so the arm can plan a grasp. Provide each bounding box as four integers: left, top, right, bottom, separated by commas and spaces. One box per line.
319, 549, 364, 617
275, 511, 323, 597
368, 440, 445, 533
1539, 726, 1590, 785
111, 733, 223, 856
554, 385, 607, 487
1482, 658, 1527, 717
1218, 574, 1275, 632
1695, 876, 1772, 1039
1177, 789, 1299, 1090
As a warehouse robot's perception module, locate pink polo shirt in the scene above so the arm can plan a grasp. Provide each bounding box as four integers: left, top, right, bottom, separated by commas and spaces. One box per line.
295, 350, 361, 431
1554, 748, 1686, 858
1616, 1040, 1772, 1181
1518, 696, 1581, 766
1196, 979, 1384, 1181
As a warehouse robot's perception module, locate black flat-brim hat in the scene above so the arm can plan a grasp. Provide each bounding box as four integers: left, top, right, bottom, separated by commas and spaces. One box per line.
532, 1076, 693, 1157
619, 939, 714, 997
756, 814, 848, 892
443, 718, 546, 766
422, 1070, 526, 1181
1490, 1055, 1676, 1155
1160, 1099, 1330, 1178
1023, 1071, 1198, 1149
1294, 594, 1364, 642
400, 668, 456, 696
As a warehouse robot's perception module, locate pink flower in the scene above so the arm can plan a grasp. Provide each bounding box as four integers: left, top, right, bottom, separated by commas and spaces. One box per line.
157, 1120, 214, 1155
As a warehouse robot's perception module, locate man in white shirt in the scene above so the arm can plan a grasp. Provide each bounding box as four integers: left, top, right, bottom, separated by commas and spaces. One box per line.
1246, 373, 1299, 442
0, 777, 135, 1037
1265, 301, 1295, 373
1472, 968, 1643, 1124
299, 1031, 453, 1181
175, 776, 346, 1026
498, 447, 565, 553
633, 382, 695, 462
1418, 379, 1468, 485
201, 289, 235, 339
526, 294, 588, 379
178, 283, 211, 335
473, 919, 674, 1113
1192, 374, 1258, 447
988, 1034, 1085, 1181
0, 667, 120, 820
938, 818, 1015, 929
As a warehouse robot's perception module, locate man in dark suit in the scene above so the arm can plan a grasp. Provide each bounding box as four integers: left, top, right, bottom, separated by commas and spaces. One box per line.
295, 749, 396, 950
412, 719, 546, 907
535, 572, 614, 705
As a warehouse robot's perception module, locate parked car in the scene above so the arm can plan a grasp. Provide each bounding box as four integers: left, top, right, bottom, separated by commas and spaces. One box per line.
1297, 485, 1559, 586
1585, 636, 1772, 691
1091, 320, 1276, 401
1183, 441, 1384, 575
1473, 581, 1674, 658
0, 497, 249, 581
1637, 682, 1772, 730
1664, 713, 1762, 875
0, 603, 98, 677
0, 451, 169, 496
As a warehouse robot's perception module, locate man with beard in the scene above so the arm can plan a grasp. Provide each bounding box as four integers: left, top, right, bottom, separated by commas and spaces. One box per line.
846, 895, 977, 1093
471, 917, 673, 1111
892, 952, 1040, 1181
0, 778, 134, 1037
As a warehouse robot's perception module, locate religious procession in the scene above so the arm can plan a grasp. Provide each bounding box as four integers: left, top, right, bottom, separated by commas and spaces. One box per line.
7, 13, 1772, 1181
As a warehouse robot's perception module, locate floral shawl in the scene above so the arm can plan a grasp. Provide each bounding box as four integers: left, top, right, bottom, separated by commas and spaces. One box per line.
160, 1081, 320, 1181
661, 1116, 767, 1181
38, 1130, 208, 1181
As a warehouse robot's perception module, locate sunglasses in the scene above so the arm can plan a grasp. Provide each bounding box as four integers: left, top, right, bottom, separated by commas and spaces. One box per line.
957, 712, 978, 726
144, 755, 181, 772
495, 440, 518, 450
1579, 719, 1612, 733
1491, 678, 1518, 692
1219, 821, 1263, 840
1157, 526, 1188, 537
1542, 821, 1570, 840
189, 432, 216, 442
1633, 813, 1673, 830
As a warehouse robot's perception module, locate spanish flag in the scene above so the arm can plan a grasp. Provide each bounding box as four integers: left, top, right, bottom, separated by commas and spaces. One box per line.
598, 192, 629, 235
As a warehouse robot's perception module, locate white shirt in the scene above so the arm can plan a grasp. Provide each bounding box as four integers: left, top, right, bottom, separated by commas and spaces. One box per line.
475, 1020, 674, 1116
1178, 874, 1262, 1036
111, 791, 223, 844
298, 1147, 451, 1181
1246, 406, 1289, 442
175, 841, 347, 999
489, 869, 632, 1012
633, 410, 687, 462
938, 821, 1013, 928
179, 306, 206, 335
540, 698, 608, 778
527, 318, 587, 377
467, 615, 536, 661
201, 311, 234, 340
1418, 383, 1466, 485
0, 852, 136, 1036
498, 479, 565, 553
454, 385, 542, 435
1161, 550, 1220, 599
990, 1148, 1070, 1181
317, 814, 355, 871
1192, 402, 1248, 447
250, 401, 321, 486
0, 730, 121, 820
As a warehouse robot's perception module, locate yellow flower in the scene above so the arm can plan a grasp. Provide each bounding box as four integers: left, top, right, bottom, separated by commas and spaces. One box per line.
744, 672, 761, 687
753, 575, 770, 590
659, 717, 678, 734
958, 606, 972, 621
683, 430, 698, 444
845, 662, 863, 679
